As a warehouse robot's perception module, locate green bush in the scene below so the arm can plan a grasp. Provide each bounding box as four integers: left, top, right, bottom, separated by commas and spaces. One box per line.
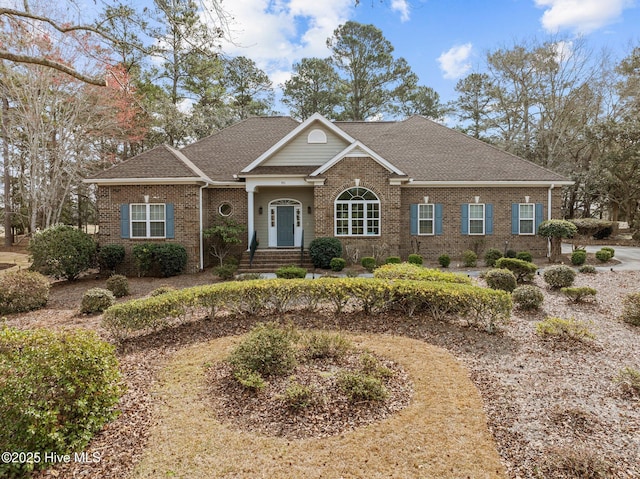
81, 288, 116, 314
154, 243, 188, 277
385, 256, 401, 264
283, 381, 315, 410
29, 224, 96, 280
0, 328, 123, 477
300, 331, 352, 360
461, 249, 477, 267
132, 243, 157, 277
578, 264, 597, 274
0, 270, 50, 314
106, 274, 129, 298
494, 257, 538, 283
615, 367, 640, 397
407, 254, 423, 265
150, 285, 177, 296
536, 317, 595, 342
621, 292, 640, 326
594, 249, 612, 263
227, 322, 298, 378
484, 248, 503, 267
438, 254, 451, 268
373, 262, 471, 284
275, 265, 307, 279
233, 368, 267, 392
571, 249, 587, 266
97, 244, 125, 274
485, 268, 517, 292
330, 257, 346, 272
214, 263, 237, 280
601, 246, 615, 258
505, 249, 517, 258
569, 218, 616, 240
512, 285, 544, 310
361, 256, 377, 272
543, 265, 576, 289
561, 287, 597, 303
309, 237, 343, 269
516, 251, 533, 262
337, 371, 388, 402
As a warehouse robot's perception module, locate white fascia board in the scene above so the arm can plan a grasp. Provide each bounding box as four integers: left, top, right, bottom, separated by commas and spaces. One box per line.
245, 177, 312, 191
84, 177, 209, 185
404, 180, 575, 187
240, 113, 356, 173
310, 141, 406, 177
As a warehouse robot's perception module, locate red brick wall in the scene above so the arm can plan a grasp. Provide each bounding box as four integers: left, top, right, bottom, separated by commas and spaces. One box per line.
204, 187, 248, 267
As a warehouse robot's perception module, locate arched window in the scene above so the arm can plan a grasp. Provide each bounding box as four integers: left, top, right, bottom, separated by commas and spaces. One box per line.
307, 128, 327, 144
335, 187, 380, 236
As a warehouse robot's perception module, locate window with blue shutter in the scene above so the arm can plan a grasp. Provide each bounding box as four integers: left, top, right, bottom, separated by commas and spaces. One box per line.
485, 203, 493, 235
513, 203, 540, 235
410, 204, 418, 235
126, 203, 172, 239
535, 203, 544, 233
461, 204, 469, 235
435, 203, 443, 235
166, 203, 175, 239
120, 204, 130, 238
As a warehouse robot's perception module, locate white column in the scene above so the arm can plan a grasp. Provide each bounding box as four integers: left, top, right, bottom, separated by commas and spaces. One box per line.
247, 187, 255, 248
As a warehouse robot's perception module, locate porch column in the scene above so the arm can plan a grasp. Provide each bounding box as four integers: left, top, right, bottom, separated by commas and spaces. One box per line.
247, 186, 255, 248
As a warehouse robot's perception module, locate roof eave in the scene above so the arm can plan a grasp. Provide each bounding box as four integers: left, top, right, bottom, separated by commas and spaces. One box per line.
404, 180, 574, 187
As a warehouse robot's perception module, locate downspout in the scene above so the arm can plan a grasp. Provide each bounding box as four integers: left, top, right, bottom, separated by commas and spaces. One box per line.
547, 184, 554, 258
199, 183, 209, 271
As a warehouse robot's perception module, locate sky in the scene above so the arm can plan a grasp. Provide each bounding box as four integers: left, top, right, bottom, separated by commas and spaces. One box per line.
216, 0, 640, 110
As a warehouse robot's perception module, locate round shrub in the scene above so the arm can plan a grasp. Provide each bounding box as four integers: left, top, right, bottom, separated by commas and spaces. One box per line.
330, 257, 346, 272
97, 244, 125, 274
621, 292, 640, 326
543, 265, 576, 289
484, 248, 503, 267
578, 264, 597, 274
214, 263, 237, 280
106, 274, 129, 298
154, 243, 188, 277
516, 251, 533, 262
361, 256, 377, 272
309, 237, 343, 269
595, 249, 612, 263
29, 224, 96, 280
0, 270, 50, 314
407, 254, 423, 265
275, 265, 307, 279
0, 328, 123, 477
438, 254, 451, 268
494, 257, 538, 283
385, 256, 402, 264
485, 268, 517, 292
337, 371, 388, 402
512, 285, 544, 310
571, 249, 587, 266
150, 285, 177, 296
462, 249, 477, 267
601, 246, 615, 258
505, 249, 517, 258
81, 287, 116, 314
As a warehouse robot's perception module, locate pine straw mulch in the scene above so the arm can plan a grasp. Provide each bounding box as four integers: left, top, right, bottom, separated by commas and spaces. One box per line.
3, 265, 638, 478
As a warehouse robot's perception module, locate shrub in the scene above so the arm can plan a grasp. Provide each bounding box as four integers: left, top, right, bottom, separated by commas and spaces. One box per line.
361, 256, 377, 272
385, 256, 401, 264
505, 249, 517, 258
97, 244, 126, 274
543, 265, 576, 289
615, 367, 640, 397
571, 249, 587, 266
373, 262, 471, 284
0, 328, 123, 477
29, 224, 96, 280
227, 322, 298, 378
569, 217, 616, 240
594, 249, 612, 263
337, 371, 388, 402
484, 248, 503, 267
150, 285, 177, 296
106, 274, 129, 298
359, 352, 394, 379
275, 265, 307, 279
535, 317, 595, 342
561, 286, 597, 303
214, 263, 237, 280
621, 292, 640, 326
203, 218, 245, 267
154, 243, 188, 277
539, 445, 615, 479
132, 243, 157, 277
485, 268, 517, 292
538, 219, 578, 262
300, 331, 352, 361
309, 237, 343, 269
512, 285, 544, 310
494, 257, 538, 283
438, 254, 451, 268
283, 381, 315, 410
0, 270, 50, 314
601, 246, 615, 258
516, 251, 533, 262
330, 257, 346, 272
233, 368, 267, 392
578, 264, 597, 274
461, 249, 477, 267
81, 288, 116, 314
407, 254, 423, 265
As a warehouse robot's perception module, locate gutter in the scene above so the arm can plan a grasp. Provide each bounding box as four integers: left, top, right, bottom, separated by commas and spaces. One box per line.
199, 182, 211, 271
547, 184, 555, 258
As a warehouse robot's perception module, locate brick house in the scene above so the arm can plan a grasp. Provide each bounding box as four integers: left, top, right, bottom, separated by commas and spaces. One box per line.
86, 113, 572, 273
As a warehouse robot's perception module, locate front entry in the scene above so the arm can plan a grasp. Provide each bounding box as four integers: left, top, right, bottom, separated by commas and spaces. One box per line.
268, 199, 302, 248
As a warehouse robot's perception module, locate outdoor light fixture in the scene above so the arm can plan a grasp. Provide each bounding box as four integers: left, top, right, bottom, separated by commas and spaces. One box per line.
307, 206, 312, 214
258, 206, 263, 215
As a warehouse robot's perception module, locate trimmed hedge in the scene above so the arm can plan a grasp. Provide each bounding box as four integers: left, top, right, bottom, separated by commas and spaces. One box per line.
494, 257, 538, 283
373, 262, 471, 284
0, 270, 50, 314
103, 277, 511, 337
543, 265, 576, 289
81, 288, 116, 314
485, 268, 517, 292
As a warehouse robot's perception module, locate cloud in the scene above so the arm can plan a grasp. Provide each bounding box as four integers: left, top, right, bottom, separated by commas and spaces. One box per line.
437, 43, 473, 79
534, 0, 635, 34
391, 0, 410, 22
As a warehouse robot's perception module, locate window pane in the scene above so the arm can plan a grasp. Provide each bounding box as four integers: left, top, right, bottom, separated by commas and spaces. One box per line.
519, 204, 534, 220
149, 222, 165, 237
131, 204, 146, 221
131, 222, 146, 237
419, 204, 433, 219
419, 220, 433, 235
470, 219, 484, 234
520, 220, 534, 234
469, 204, 484, 219
149, 205, 165, 221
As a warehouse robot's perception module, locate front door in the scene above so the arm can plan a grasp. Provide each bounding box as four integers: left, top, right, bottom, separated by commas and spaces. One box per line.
276, 206, 295, 247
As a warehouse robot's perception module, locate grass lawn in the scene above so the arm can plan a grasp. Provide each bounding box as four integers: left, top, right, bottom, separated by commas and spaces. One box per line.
132, 333, 505, 479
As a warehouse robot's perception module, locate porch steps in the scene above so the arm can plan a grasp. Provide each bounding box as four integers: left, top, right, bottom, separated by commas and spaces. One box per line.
237, 249, 315, 274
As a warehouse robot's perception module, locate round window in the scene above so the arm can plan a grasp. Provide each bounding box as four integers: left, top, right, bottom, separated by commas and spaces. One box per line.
218, 202, 233, 217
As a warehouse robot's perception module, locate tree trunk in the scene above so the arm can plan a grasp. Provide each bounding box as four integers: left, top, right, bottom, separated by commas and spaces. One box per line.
2, 95, 13, 246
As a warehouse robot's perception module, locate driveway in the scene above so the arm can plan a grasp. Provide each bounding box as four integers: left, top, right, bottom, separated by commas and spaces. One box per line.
561, 244, 640, 271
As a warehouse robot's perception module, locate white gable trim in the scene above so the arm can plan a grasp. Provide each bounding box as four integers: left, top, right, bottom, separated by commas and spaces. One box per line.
241, 113, 356, 173
166, 145, 214, 183
310, 141, 406, 177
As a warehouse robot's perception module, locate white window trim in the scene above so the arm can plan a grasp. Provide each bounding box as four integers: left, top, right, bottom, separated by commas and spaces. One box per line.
418, 203, 435, 236
469, 203, 485, 236
334, 188, 381, 237
519, 203, 535, 235
130, 203, 166, 239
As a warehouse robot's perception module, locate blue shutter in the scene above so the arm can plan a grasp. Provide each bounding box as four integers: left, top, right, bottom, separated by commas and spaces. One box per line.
435, 204, 443, 235
511, 203, 519, 235
486, 203, 494, 235
120, 204, 130, 239
461, 204, 469, 235
535, 203, 544, 233
410, 204, 418, 235
166, 203, 175, 239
